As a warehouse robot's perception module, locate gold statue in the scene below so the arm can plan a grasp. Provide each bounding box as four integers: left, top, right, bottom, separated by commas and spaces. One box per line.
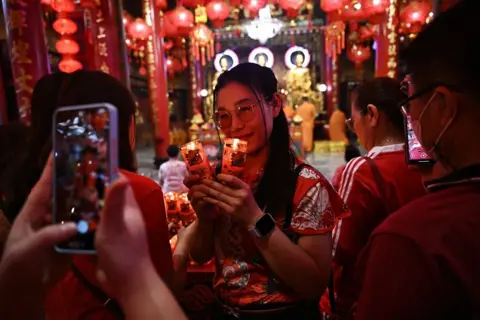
284, 49, 324, 113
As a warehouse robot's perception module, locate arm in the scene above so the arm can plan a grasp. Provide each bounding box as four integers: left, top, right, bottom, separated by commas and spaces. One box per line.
253, 227, 332, 299
120, 265, 187, 320
253, 182, 338, 299
158, 165, 165, 186
356, 234, 441, 320
188, 218, 215, 264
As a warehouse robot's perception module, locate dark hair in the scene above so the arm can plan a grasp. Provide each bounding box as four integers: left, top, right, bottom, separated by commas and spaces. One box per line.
0, 122, 28, 193
214, 63, 296, 216
401, 1, 480, 98
344, 144, 361, 163
167, 145, 180, 158
353, 77, 406, 134
4, 70, 136, 222
302, 96, 309, 102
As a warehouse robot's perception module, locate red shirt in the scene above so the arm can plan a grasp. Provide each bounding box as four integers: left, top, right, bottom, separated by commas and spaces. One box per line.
320, 144, 426, 317
214, 163, 348, 307
357, 180, 480, 319
46, 170, 173, 320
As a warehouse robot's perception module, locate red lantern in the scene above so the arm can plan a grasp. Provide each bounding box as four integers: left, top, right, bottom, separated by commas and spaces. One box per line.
79, 0, 96, 7
206, 0, 231, 28
56, 38, 80, 55
242, 0, 267, 17
341, 2, 367, 21
51, 0, 75, 12
278, 0, 305, 18
347, 44, 371, 66
123, 12, 133, 27
170, 6, 194, 36
321, 0, 345, 13
53, 18, 78, 35
127, 18, 151, 40
156, 0, 168, 10
400, 1, 431, 25
58, 58, 83, 73
190, 24, 214, 65
163, 12, 179, 37
361, 0, 388, 16
183, 0, 206, 8
41, 0, 52, 5
166, 56, 185, 76
164, 39, 174, 51
230, 0, 242, 6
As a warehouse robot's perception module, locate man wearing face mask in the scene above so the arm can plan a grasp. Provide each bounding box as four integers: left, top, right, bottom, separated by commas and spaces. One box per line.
356, 1, 480, 319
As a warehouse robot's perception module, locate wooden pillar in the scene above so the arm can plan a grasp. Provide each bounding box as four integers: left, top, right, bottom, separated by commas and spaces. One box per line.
144, 0, 170, 161
2, 0, 50, 124
91, 0, 130, 87
375, 0, 399, 78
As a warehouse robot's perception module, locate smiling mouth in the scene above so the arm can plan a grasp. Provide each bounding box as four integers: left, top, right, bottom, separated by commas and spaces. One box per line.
233, 133, 254, 140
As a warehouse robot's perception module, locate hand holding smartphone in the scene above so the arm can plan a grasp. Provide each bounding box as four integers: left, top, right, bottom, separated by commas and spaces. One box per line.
53, 103, 119, 254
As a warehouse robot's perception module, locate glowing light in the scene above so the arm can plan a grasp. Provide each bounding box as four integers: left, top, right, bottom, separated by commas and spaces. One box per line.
214, 49, 239, 72
248, 47, 275, 68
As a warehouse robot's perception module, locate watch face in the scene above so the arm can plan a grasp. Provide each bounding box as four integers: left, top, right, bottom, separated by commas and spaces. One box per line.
256, 213, 276, 236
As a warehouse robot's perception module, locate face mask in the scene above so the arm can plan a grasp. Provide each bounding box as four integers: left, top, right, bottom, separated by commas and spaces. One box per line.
411, 91, 456, 158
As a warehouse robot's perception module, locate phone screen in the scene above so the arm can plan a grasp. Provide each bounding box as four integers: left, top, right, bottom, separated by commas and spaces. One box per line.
53, 106, 113, 253
405, 115, 433, 163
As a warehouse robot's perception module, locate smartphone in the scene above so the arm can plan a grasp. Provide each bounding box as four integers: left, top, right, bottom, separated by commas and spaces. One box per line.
404, 115, 434, 164
53, 103, 119, 254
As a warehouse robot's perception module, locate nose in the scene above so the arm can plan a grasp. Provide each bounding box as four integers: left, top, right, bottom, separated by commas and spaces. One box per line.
230, 113, 245, 132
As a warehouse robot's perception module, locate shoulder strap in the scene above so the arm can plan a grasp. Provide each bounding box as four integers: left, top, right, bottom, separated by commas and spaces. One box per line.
283, 163, 308, 229
70, 264, 124, 319
362, 156, 392, 214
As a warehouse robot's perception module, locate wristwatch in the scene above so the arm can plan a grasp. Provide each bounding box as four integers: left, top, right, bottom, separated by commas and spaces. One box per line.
249, 213, 276, 237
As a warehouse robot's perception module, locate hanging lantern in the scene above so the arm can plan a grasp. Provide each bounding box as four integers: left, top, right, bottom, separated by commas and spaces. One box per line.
166, 55, 185, 77
51, 0, 75, 12
206, 0, 231, 28
242, 0, 268, 17
320, 0, 345, 13
230, 0, 242, 6
58, 58, 83, 73
170, 6, 195, 36
347, 44, 371, 67
163, 12, 179, 37
324, 21, 345, 61
53, 18, 78, 35
359, 23, 377, 41
164, 39, 174, 51
400, 1, 431, 25
190, 23, 214, 66
123, 11, 133, 27
278, 0, 305, 18
156, 0, 168, 10
183, 0, 206, 8
341, 1, 367, 21
128, 18, 152, 40
361, 0, 388, 16
56, 38, 80, 55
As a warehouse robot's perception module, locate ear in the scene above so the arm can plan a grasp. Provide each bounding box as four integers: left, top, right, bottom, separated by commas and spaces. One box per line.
366, 104, 379, 127
436, 86, 458, 126
270, 92, 283, 118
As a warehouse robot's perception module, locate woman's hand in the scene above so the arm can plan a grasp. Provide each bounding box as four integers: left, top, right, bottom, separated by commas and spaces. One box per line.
0, 155, 77, 320
185, 175, 215, 222
200, 174, 263, 228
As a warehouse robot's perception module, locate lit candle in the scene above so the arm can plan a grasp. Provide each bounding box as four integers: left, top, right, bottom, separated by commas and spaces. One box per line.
222, 138, 248, 178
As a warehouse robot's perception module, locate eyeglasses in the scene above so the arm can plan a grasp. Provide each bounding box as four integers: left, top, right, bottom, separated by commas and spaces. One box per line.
345, 118, 355, 132
213, 102, 259, 129
398, 82, 459, 116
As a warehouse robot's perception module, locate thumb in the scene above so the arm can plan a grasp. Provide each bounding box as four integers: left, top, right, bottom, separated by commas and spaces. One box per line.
32, 222, 77, 250
100, 176, 132, 234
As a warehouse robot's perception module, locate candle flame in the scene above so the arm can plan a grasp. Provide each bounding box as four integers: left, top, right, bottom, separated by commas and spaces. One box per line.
232, 138, 240, 150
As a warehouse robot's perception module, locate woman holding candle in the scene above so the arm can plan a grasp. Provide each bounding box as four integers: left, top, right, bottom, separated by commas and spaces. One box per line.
185, 63, 348, 319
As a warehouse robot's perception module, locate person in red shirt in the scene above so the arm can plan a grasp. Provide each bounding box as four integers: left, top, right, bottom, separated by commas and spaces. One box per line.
1, 71, 181, 319
320, 77, 426, 318
356, 2, 480, 318
186, 63, 348, 319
